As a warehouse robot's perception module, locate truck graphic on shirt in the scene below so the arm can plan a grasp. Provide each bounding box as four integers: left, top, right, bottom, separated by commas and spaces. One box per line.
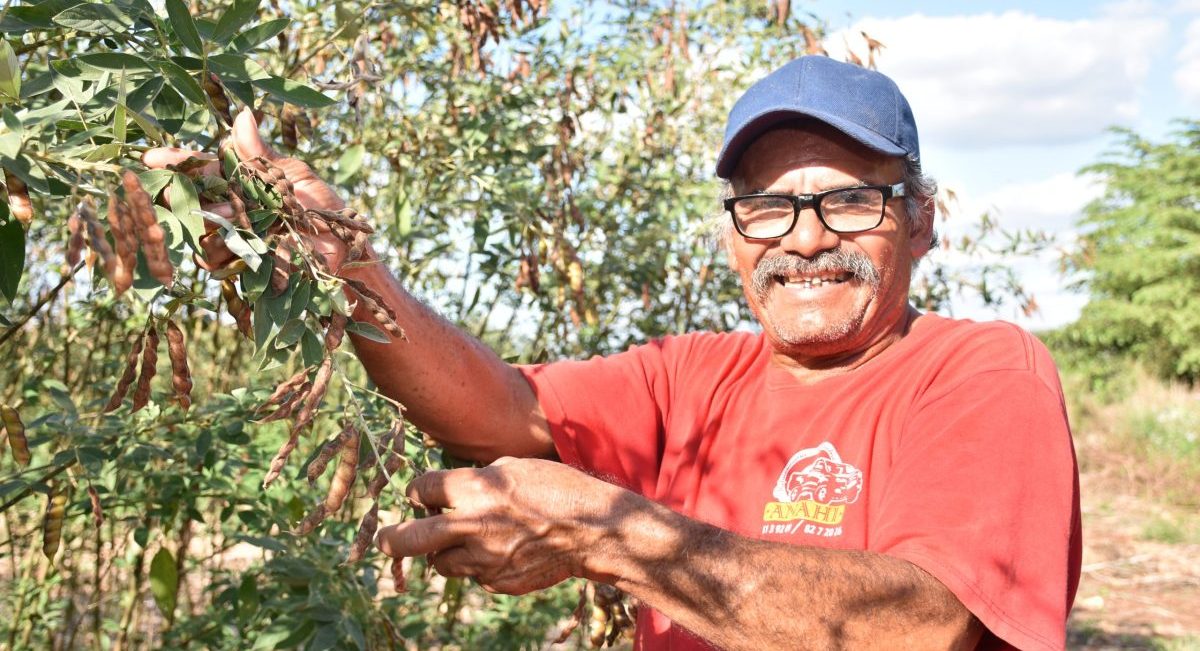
772, 442, 863, 505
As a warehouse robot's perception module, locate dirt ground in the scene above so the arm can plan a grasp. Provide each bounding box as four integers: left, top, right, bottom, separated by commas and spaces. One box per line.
1067, 440, 1200, 650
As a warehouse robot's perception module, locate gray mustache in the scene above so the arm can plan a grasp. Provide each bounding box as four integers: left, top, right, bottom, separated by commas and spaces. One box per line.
750, 250, 880, 301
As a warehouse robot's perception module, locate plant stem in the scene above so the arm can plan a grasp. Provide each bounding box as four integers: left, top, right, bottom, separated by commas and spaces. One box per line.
0, 261, 85, 350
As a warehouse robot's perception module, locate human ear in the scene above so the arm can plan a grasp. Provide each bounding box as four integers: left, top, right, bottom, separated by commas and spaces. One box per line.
908, 199, 934, 260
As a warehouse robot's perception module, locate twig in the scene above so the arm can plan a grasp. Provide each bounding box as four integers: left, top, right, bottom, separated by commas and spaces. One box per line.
0, 260, 85, 349
0, 462, 77, 514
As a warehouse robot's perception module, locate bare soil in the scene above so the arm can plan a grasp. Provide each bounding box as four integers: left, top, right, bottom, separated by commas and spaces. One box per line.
1068, 436, 1200, 650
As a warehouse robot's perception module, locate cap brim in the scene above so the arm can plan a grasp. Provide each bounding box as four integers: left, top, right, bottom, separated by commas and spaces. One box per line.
715, 108, 908, 179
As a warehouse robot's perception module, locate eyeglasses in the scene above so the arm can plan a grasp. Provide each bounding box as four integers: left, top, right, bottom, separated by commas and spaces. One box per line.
724, 182, 906, 239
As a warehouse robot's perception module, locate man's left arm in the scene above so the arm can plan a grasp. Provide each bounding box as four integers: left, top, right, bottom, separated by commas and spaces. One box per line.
377, 457, 982, 651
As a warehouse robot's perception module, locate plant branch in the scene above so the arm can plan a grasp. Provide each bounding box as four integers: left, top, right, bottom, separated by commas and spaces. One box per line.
0, 260, 85, 349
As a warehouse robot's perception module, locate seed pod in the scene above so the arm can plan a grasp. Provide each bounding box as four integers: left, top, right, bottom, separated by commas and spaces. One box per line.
345, 502, 379, 563
123, 171, 174, 287
105, 332, 145, 412
255, 366, 310, 415
203, 73, 234, 125
220, 279, 253, 338
307, 424, 354, 485
42, 485, 68, 560
367, 420, 406, 499
66, 207, 86, 267
262, 424, 303, 489
105, 194, 136, 294
130, 324, 159, 413
5, 170, 32, 226
325, 313, 347, 351
81, 200, 120, 291
290, 355, 333, 434
295, 427, 360, 535
87, 485, 104, 526
343, 278, 404, 338
228, 188, 252, 231
554, 585, 589, 644
391, 556, 407, 593
280, 104, 298, 150
165, 320, 193, 411
1, 404, 30, 467
588, 602, 608, 648
568, 259, 584, 295
257, 381, 310, 424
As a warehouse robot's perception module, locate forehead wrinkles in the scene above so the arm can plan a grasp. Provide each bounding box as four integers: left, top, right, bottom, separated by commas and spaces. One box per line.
733, 127, 896, 192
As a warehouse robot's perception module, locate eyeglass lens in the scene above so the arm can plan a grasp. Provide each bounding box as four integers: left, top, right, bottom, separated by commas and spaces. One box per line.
732, 188, 885, 237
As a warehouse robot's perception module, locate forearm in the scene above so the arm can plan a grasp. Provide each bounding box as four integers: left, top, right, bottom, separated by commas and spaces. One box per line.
338, 248, 554, 462
584, 491, 981, 650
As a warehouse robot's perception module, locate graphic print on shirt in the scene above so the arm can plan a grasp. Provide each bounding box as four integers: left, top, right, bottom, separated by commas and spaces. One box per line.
761, 441, 862, 538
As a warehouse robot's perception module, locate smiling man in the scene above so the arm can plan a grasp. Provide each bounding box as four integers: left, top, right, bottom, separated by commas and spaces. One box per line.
147, 55, 1081, 650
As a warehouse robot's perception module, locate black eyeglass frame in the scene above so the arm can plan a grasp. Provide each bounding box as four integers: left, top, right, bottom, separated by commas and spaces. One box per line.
724, 181, 907, 239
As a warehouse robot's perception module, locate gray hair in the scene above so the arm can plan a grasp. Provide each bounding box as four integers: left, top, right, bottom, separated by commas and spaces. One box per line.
708, 156, 939, 251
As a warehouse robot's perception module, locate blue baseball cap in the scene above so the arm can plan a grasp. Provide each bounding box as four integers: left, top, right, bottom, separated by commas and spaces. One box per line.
715, 56, 920, 179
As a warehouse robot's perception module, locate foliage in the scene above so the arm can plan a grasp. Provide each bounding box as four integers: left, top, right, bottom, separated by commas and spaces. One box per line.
0, 0, 1049, 646
1059, 121, 1200, 384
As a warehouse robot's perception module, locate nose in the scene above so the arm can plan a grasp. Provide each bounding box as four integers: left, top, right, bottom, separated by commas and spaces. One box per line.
779, 207, 841, 258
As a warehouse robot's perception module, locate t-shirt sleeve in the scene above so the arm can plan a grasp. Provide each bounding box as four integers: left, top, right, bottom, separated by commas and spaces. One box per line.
869, 368, 1082, 651
516, 340, 673, 495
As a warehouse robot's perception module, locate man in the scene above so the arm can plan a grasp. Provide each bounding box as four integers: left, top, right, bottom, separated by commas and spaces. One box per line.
148, 55, 1081, 650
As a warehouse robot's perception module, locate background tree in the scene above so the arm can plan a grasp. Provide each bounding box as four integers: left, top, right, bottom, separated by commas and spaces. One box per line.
1056, 121, 1200, 387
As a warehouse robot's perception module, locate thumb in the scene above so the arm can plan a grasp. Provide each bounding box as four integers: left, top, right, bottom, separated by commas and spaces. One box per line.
232, 107, 278, 161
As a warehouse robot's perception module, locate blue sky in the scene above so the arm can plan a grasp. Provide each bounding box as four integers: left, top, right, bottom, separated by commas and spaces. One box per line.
801, 0, 1200, 328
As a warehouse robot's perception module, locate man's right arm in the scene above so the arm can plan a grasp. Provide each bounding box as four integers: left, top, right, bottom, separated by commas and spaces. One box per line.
338, 248, 556, 462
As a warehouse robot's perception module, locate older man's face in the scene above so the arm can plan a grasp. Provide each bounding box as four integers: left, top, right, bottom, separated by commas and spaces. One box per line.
726, 125, 929, 361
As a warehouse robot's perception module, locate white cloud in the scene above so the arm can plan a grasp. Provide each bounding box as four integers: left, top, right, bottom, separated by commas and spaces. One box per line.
824, 11, 1167, 149
952, 171, 1104, 234
1174, 19, 1200, 107
1169, 0, 1200, 13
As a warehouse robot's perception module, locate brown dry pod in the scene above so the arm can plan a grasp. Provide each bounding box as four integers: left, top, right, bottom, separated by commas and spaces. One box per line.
391, 556, 407, 593
220, 279, 253, 338
295, 427, 360, 535
80, 202, 120, 292
1, 404, 30, 466
165, 320, 193, 411
280, 104, 298, 150
42, 485, 68, 561
131, 325, 160, 413
105, 332, 144, 412
306, 425, 354, 485
5, 170, 33, 226
105, 193, 136, 294
325, 313, 348, 351
123, 171, 174, 287
87, 485, 104, 526
66, 208, 86, 267
203, 73, 234, 125
345, 502, 379, 563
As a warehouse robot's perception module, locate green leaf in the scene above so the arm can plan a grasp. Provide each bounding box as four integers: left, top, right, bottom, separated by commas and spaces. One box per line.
157, 60, 206, 105
0, 109, 22, 159
77, 53, 153, 72
212, 0, 260, 44
208, 53, 270, 81
345, 321, 389, 344
165, 0, 203, 56
148, 548, 178, 620
0, 40, 20, 103
222, 229, 264, 270
229, 18, 290, 53
241, 254, 273, 300
275, 318, 305, 348
0, 218, 24, 303
252, 295, 276, 350
114, 70, 127, 144
52, 3, 134, 34
334, 144, 365, 185
168, 173, 204, 249
300, 329, 323, 367
251, 76, 334, 108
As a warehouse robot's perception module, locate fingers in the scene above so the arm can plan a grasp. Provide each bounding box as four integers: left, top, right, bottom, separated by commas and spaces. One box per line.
376, 517, 472, 558
232, 107, 278, 162
406, 468, 489, 511
141, 148, 219, 176
430, 546, 477, 578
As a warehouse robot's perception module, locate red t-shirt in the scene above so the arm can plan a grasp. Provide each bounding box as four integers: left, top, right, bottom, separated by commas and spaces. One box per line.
519, 314, 1082, 651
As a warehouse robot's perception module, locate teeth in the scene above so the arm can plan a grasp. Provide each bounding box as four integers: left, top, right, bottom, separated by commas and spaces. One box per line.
780, 273, 850, 288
